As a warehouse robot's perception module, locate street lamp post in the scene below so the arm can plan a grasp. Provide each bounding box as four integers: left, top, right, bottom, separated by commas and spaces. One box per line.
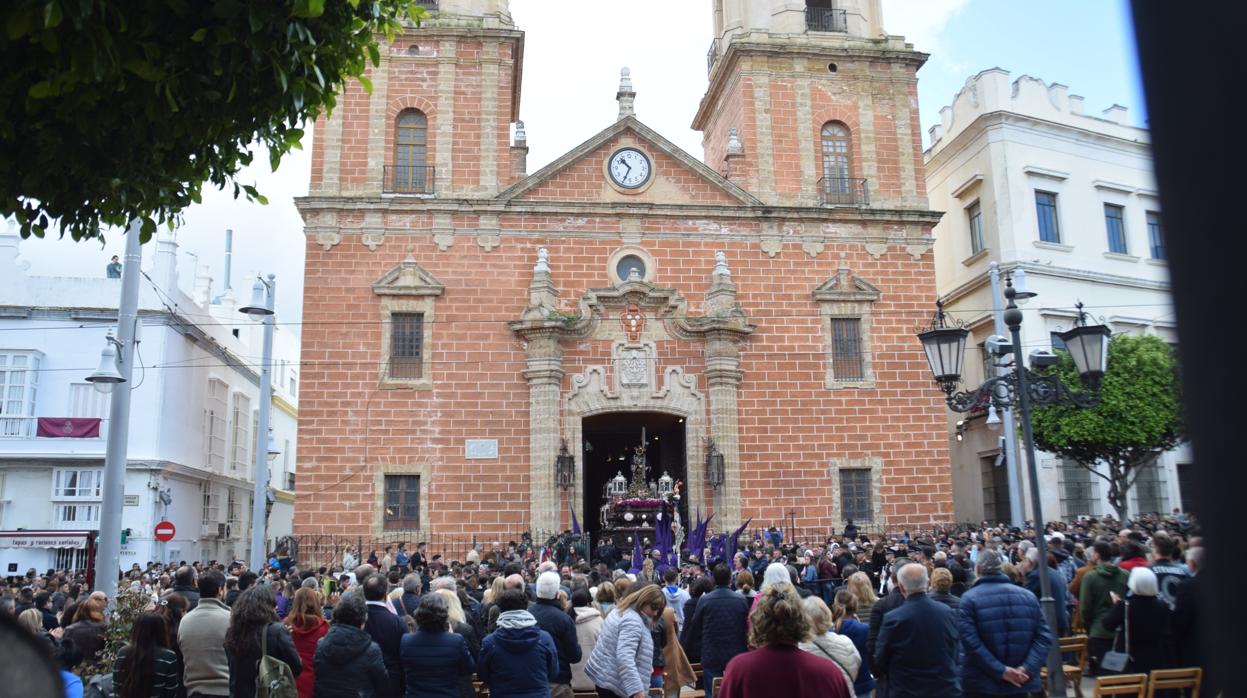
917, 277, 1110, 698
240, 274, 276, 572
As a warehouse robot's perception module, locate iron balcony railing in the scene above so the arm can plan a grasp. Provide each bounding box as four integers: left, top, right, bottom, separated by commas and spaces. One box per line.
706, 39, 719, 75
414, 0, 438, 10
383, 165, 435, 195
818, 177, 869, 206
806, 7, 848, 33
0, 416, 110, 439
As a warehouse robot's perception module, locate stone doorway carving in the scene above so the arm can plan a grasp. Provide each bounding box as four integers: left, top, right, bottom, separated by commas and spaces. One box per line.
565, 366, 706, 534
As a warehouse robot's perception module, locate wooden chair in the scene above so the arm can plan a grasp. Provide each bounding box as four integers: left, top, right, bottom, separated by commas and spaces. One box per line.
649, 689, 664, 697
1042, 635, 1090, 697
1146, 668, 1201, 698
1094, 674, 1149, 697
711, 676, 723, 696
573, 693, 598, 698
472, 677, 488, 698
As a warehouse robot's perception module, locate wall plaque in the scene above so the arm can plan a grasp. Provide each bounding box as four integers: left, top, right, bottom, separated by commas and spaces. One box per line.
465, 439, 499, 459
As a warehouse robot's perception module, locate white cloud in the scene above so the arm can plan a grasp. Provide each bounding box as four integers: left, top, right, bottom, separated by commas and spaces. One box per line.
882, 0, 970, 57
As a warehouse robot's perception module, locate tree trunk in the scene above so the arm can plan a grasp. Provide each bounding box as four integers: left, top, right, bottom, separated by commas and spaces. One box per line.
1107, 460, 1130, 522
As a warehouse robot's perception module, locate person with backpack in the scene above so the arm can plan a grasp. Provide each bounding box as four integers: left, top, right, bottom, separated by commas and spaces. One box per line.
225, 584, 302, 698
313, 595, 390, 697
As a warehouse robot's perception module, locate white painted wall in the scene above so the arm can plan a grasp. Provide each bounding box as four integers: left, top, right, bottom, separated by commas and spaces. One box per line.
926, 70, 1187, 523
0, 225, 300, 572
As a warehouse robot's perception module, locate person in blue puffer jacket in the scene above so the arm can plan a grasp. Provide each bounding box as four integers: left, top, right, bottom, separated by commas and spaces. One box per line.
478, 589, 559, 698
957, 549, 1055, 696
399, 593, 475, 698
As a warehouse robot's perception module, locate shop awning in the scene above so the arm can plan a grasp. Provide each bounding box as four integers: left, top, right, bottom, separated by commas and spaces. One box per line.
0, 530, 94, 549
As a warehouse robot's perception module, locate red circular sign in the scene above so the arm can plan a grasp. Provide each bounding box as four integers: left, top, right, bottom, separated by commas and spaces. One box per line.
154, 521, 176, 542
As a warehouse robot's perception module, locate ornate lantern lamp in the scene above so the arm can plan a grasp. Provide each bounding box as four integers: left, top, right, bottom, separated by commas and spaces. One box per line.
555, 440, 575, 491
657, 471, 675, 497
705, 439, 725, 490
608, 472, 628, 497
916, 299, 969, 395
1056, 302, 1111, 386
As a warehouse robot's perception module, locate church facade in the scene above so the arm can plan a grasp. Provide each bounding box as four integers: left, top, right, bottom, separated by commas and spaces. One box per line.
294, 0, 954, 543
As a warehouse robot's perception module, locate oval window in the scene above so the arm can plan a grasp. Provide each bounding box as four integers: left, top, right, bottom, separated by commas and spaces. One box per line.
616, 255, 646, 282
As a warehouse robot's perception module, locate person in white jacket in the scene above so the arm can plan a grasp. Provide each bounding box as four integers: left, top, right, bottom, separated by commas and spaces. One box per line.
584, 585, 667, 698
570, 588, 605, 692
798, 596, 860, 694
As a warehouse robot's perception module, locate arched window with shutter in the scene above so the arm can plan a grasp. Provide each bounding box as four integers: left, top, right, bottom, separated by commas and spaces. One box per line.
393, 110, 429, 193
820, 121, 854, 204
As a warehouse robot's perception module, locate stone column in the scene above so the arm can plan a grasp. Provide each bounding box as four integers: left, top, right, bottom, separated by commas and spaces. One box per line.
522, 333, 564, 533
705, 333, 744, 530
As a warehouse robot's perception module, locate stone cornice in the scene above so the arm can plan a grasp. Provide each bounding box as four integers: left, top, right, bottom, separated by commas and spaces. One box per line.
939, 259, 1171, 306
694, 39, 927, 130
925, 111, 1153, 172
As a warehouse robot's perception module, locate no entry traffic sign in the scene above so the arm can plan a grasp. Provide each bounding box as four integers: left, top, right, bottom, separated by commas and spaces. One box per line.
154, 521, 176, 542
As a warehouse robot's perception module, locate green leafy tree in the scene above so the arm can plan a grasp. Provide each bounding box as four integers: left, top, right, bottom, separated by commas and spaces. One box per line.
1, 0, 425, 241
1031, 333, 1185, 521
79, 589, 151, 679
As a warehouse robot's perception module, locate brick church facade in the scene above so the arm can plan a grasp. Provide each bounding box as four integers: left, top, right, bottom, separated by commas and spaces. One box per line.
294, 0, 953, 542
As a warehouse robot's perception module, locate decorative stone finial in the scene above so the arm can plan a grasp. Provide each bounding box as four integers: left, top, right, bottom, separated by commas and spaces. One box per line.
514, 120, 527, 144
534, 247, 550, 274
725, 128, 744, 156
617, 67, 636, 119
713, 251, 731, 277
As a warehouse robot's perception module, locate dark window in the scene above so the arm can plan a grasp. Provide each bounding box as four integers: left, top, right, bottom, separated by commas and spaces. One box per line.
968, 201, 985, 254
1035, 191, 1060, 243
1176, 463, 1195, 513
390, 312, 424, 379
830, 318, 864, 381
1134, 463, 1165, 514
1146, 211, 1165, 260
840, 469, 872, 521
981, 456, 1012, 524
384, 475, 421, 530
1060, 461, 1096, 517
1104, 204, 1128, 254
394, 110, 429, 192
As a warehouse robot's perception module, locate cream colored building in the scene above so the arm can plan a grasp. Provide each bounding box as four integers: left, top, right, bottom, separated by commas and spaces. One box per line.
925, 69, 1191, 523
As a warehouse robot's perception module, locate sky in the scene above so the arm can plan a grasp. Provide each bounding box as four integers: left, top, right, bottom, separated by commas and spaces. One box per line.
12, 0, 1146, 333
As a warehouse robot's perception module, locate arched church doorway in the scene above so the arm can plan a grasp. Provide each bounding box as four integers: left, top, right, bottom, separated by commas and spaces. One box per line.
581, 411, 686, 544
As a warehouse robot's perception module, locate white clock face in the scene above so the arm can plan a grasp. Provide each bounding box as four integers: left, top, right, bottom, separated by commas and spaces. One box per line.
608, 148, 652, 189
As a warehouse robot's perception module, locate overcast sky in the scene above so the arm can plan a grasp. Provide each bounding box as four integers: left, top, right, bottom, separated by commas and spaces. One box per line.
12, 0, 1143, 333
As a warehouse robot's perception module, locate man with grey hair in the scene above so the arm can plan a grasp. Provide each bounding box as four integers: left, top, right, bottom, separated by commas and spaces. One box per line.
528, 571, 580, 698
958, 549, 1052, 697
429, 575, 457, 593
1019, 546, 1070, 636
875, 562, 960, 697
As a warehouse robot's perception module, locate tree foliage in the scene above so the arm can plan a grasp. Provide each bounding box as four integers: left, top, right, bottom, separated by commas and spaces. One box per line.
0, 0, 424, 241
1031, 333, 1185, 520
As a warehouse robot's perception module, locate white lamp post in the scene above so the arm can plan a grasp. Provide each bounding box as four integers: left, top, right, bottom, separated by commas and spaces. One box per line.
239, 274, 275, 571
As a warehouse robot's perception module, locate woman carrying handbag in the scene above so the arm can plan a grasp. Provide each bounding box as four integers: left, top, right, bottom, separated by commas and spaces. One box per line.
1100, 567, 1175, 676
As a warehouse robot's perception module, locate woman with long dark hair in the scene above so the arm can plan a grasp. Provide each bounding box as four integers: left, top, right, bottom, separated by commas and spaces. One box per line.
156, 593, 189, 698
225, 584, 302, 698
111, 612, 180, 698
285, 587, 328, 698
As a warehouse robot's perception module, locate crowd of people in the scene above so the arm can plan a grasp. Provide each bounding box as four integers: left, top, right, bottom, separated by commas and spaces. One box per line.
0, 510, 1210, 698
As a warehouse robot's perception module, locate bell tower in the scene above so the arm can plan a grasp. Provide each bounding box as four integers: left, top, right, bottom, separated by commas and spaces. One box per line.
693, 0, 927, 210
308, 0, 524, 200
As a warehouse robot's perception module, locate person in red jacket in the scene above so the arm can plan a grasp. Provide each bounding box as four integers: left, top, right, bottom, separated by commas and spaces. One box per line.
284, 587, 329, 698
718, 582, 848, 698
1117, 541, 1149, 572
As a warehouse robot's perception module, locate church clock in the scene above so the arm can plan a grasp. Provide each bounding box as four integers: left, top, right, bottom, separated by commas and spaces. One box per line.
607, 147, 652, 189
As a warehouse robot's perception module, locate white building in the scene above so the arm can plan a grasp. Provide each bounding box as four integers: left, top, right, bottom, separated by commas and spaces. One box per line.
0, 224, 299, 575
925, 69, 1192, 523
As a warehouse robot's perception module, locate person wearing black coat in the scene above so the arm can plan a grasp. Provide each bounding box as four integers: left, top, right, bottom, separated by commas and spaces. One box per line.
399, 594, 476, 698
874, 563, 961, 698
528, 572, 581, 694
361, 574, 408, 697
680, 564, 749, 692
315, 595, 390, 698
865, 571, 905, 663
1102, 567, 1174, 678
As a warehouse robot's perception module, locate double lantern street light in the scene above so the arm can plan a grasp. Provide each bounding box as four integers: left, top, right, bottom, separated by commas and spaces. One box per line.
916, 274, 1111, 698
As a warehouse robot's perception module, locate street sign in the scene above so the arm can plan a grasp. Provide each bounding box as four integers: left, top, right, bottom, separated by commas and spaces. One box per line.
154, 521, 176, 542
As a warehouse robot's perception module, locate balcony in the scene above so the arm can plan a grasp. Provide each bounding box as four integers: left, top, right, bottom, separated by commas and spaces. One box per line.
0, 417, 108, 440
817, 177, 869, 206
706, 39, 719, 75
806, 7, 848, 33
383, 165, 435, 195
414, 0, 438, 10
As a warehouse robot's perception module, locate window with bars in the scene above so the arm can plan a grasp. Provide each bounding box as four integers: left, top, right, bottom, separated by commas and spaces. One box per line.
390, 313, 425, 379
1035, 190, 1061, 243
1146, 211, 1165, 260
384, 474, 421, 530
230, 393, 251, 473
53, 469, 102, 499
1104, 204, 1128, 254
1060, 461, 1097, 518
1134, 463, 1166, 515
205, 379, 228, 472
968, 201, 985, 254
839, 469, 872, 522
829, 318, 864, 382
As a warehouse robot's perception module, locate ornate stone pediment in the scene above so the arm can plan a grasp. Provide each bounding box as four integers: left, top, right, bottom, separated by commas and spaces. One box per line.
371, 253, 445, 297
812, 267, 882, 303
